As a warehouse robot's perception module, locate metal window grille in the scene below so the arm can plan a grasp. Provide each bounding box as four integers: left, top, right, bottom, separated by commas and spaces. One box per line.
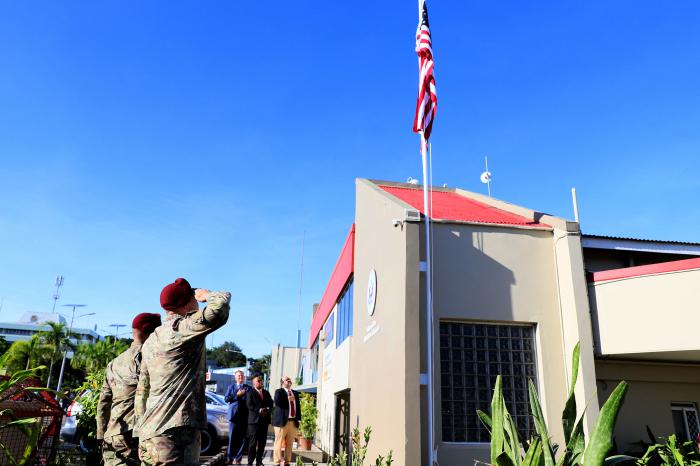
672, 403, 700, 442
439, 321, 538, 443
0, 376, 63, 465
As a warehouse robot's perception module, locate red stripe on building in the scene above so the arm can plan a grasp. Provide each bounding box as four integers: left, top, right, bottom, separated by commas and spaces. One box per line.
308, 224, 355, 347
589, 256, 700, 283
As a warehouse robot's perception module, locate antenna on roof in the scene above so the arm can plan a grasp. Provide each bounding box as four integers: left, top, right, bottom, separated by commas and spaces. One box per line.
480, 156, 492, 197
296, 231, 306, 348
571, 187, 580, 223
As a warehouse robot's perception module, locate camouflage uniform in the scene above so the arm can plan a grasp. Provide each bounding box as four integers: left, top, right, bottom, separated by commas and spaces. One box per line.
135, 291, 231, 466
97, 342, 143, 466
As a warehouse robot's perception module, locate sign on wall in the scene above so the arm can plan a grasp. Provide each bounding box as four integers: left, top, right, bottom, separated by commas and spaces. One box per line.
367, 269, 377, 316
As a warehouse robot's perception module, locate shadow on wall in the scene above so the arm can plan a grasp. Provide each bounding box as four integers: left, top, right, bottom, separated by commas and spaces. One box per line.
431, 227, 516, 321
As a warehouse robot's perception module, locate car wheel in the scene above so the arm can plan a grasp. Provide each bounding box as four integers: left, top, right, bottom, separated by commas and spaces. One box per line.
200, 425, 220, 456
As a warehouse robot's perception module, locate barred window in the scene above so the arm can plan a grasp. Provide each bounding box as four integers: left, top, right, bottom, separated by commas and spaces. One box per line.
439, 321, 538, 443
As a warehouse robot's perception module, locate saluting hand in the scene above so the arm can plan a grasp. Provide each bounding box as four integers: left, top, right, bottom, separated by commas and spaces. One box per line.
194, 288, 211, 302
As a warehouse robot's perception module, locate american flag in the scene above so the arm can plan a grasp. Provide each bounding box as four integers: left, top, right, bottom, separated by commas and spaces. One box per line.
413, 0, 437, 141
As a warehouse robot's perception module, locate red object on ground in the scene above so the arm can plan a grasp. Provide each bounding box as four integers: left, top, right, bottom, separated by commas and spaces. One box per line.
379, 185, 549, 228
308, 225, 355, 347
589, 256, 700, 283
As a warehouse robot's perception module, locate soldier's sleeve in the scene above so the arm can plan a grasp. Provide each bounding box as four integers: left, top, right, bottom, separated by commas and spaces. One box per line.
95, 365, 113, 440
134, 353, 150, 437
178, 291, 231, 338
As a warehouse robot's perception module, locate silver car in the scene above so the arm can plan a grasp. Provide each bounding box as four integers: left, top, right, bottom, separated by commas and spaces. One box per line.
60, 391, 230, 456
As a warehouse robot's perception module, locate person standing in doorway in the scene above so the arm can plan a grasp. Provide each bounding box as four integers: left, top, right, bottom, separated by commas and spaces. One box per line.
272, 376, 302, 466
246, 376, 273, 466
225, 370, 251, 465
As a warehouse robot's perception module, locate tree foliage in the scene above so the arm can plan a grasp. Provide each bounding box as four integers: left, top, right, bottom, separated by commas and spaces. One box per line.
206, 341, 246, 368
71, 339, 129, 372
249, 353, 271, 378
35, 321, 75, 387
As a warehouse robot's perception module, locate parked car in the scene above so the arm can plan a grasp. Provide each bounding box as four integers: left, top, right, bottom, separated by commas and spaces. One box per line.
60, 391, 229, 456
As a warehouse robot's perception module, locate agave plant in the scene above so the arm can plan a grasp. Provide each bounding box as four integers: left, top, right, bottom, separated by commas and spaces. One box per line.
477, 342, 629, 466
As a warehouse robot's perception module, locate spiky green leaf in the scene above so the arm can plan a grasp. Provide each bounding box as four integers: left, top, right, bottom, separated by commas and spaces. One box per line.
562, 343, 581, 444
477, 409, 493, 434
491, 376, 506, 466
583, 381, 628, 466
528, 379, 555, 466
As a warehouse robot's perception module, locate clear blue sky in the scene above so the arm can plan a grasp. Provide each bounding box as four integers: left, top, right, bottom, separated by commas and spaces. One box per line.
1, 1, 699, 357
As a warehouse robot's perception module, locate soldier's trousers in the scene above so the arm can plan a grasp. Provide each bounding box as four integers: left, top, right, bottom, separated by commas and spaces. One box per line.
103, 431, 140, 466
140, 426, 201, 466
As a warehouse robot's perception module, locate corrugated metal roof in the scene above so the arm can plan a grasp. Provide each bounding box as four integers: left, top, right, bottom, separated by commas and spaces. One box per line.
379, 185, 550, 228
582, 234, 700, 246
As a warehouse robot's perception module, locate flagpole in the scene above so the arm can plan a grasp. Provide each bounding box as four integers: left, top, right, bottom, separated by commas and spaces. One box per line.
421, 133, 436, 466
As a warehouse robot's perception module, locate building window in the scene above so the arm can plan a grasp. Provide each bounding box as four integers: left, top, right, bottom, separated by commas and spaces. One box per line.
672, 403, 700, 442
336, 279, 354, 347
324, 313, 335, 348
439, 321, 538, 443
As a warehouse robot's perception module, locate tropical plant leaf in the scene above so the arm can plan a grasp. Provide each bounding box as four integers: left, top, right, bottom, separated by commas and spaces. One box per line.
523, 437, 543, 466
583, 381, 629, 466
491, 375, 506, 466
528, 379, 554, 466
477, 410, 493, 434
562, 342, 581, 444
497, 451, 517, 466
603, 455, 637, 466
504, 411, 522, 466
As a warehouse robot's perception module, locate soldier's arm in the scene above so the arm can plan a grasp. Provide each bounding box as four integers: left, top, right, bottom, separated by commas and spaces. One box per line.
133, 356, 150, 436
95, 366, 113, 440
179, 291, 231, 338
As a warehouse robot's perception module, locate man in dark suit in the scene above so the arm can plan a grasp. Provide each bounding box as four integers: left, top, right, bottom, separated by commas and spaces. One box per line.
246, 375, 273, 466
225, 370, 251, 465
272, 376, 302, 466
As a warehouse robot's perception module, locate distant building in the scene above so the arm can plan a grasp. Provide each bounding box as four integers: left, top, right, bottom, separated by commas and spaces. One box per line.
0, 311, 100, 346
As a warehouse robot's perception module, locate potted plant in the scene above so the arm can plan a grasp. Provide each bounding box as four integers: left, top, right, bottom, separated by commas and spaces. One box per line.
298, 393, 318, 450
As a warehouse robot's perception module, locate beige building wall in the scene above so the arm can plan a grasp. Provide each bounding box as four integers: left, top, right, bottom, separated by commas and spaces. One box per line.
349, 179, 422, 466
589, 269, 700, 359
316, 305, 352, 454
431, 223, 576, 464
270, 345, 303, 389
596, 360, 700, 452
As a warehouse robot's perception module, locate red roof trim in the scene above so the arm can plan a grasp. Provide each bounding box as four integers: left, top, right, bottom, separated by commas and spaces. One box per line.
309, 224, 355, 346
589, 257, 700, 283
379, 185, 550, 228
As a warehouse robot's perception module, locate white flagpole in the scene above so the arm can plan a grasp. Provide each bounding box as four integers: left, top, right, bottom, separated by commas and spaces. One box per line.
421, 133, 436, 466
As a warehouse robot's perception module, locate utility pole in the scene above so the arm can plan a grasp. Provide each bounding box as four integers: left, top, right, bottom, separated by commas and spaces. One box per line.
56, 304, 92, 393
109, 324, 126, 339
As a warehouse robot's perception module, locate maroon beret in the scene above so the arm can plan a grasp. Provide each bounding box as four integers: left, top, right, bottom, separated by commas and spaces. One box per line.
160, 278, 194, 311
132, 313, 162, 334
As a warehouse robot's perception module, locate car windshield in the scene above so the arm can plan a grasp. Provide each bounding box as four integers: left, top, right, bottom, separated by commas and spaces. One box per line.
206, 393, 226, 405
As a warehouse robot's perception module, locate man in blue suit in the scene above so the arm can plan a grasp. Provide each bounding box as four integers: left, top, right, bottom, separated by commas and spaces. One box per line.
225, 370, 251, 465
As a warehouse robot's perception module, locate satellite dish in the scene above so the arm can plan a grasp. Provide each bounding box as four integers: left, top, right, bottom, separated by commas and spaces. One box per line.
480, 171, 492, 184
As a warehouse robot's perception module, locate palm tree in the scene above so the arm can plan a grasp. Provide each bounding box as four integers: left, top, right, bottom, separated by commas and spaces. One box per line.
71, 339, 128, 372
1, 335, 42, 373
36, 322, 74, 387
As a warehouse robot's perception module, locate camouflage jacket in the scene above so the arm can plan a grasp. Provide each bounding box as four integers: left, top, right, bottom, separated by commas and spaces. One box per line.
134, 291, 230, 440
96, 342, 143, 440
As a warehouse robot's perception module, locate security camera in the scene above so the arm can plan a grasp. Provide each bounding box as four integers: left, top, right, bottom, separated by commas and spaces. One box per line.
392, 219, 403, 228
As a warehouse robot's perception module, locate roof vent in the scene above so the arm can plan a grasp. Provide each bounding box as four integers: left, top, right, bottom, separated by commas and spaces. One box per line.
405, 210, 421, 222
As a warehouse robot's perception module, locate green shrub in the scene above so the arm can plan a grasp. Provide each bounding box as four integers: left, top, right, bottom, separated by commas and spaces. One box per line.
299, 393, 318, 440
637, 435, 700, 466
74, 368, 106, 439
328, 426, 393, 466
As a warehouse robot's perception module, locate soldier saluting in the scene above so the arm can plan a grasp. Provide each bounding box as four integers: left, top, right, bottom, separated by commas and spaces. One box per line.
96, 312, 162, 466
135, 278, 231, 466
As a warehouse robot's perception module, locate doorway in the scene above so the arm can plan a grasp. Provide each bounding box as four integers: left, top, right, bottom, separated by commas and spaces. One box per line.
334, 390, 351, 459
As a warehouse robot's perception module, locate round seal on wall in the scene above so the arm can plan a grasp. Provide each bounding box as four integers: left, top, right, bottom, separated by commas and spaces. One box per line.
367, 269, 377, 316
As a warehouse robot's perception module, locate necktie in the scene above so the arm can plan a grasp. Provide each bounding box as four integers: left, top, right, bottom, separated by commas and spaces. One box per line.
288, 390, 296, 418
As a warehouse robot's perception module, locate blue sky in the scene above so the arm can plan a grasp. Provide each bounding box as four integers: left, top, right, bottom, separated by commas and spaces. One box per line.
1, 1, 699, 356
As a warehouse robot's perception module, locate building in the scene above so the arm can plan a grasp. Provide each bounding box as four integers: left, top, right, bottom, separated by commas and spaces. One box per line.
0, 312, 100, 346
269, 344, 318, 393
302, 178, 700, 466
